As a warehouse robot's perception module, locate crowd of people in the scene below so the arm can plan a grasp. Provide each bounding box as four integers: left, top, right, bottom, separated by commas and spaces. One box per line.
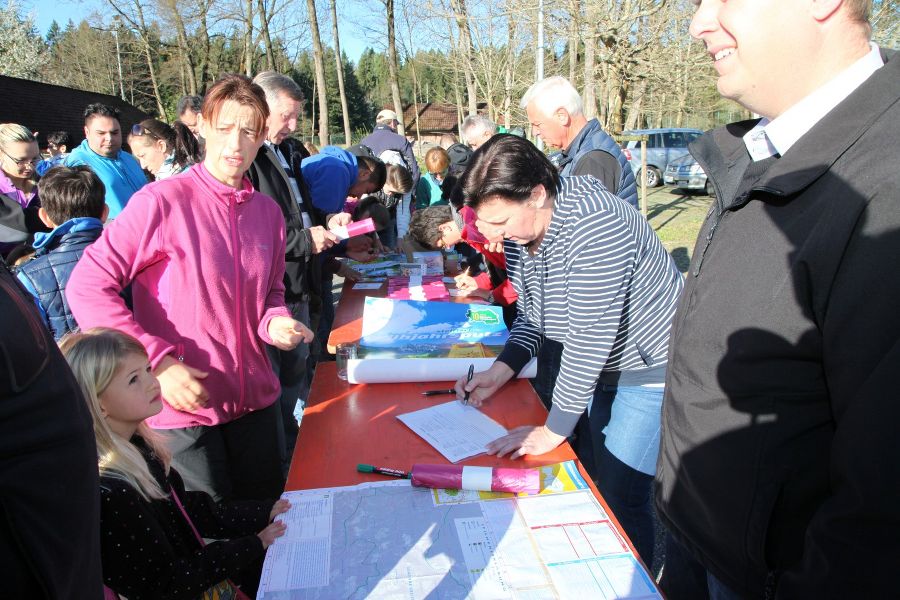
2, 1, 898, 597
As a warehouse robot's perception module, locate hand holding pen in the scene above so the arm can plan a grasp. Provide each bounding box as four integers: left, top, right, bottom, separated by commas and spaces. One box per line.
454, 361, 515, 408
463, 364, 474, 405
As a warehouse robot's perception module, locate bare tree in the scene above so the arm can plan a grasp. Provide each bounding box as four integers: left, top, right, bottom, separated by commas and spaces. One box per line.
305, 0, 329, 145
257, 0, 276, 71
104, 0, 166, 117
160, 0, 197, 94
383, 0, 405, 135
242, 0, 254, 75
449, 0, 477, 114
329, 0, 351, 143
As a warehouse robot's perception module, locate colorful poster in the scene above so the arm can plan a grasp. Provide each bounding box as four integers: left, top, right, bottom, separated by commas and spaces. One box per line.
359, 297, 509, 359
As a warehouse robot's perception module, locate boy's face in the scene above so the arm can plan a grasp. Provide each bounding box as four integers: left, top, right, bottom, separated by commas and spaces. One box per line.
435, 221, 462, 249
47, 142, 66, 157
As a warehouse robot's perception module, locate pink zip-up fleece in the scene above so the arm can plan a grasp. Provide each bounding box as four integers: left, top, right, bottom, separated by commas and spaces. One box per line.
67, 162, 291, 429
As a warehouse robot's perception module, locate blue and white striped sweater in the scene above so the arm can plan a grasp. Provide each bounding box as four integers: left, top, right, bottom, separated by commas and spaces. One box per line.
496, 176, 684, 436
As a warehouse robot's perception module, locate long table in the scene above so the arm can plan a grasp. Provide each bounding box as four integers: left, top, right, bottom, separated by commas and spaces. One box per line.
286, 362, 640, 556
278, 282, 660, 597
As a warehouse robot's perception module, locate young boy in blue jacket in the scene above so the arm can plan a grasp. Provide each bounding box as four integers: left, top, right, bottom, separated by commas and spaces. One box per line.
17, 165, 107, 340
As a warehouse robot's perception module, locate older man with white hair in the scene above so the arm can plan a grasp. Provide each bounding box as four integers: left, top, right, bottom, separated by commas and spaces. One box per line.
519, 76, 641, 416
520, 76, 637, 210
461, 114, 497, 151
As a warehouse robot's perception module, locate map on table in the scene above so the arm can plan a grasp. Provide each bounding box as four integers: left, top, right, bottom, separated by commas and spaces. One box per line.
257, 461, 661, 600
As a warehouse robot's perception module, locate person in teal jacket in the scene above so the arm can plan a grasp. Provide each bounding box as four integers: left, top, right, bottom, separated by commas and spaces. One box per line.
415, 147, 450, 209
66, 103, 147, 218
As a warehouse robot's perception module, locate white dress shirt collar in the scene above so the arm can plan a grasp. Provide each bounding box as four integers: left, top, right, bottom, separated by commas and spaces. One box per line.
744, 43, 884, 162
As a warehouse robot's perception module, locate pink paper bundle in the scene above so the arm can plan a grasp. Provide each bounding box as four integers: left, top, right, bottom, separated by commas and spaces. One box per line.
386, 276, 449, 300
410, 464, 541, 494
330, 217, 376, 240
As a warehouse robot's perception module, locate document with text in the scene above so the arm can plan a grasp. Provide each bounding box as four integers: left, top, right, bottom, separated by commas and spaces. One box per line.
397, 400, 508, 463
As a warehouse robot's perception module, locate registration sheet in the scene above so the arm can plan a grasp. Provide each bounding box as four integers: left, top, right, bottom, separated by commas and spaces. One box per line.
257, 461, 661, 599
396, 400, 508, 463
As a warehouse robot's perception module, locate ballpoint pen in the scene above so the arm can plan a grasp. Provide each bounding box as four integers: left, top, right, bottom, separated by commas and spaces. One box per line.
463, 363, 474, 406
422, 389, 456, 396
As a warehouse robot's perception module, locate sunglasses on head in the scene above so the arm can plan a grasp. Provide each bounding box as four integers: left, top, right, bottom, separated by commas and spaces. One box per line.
131, 124, 160, 139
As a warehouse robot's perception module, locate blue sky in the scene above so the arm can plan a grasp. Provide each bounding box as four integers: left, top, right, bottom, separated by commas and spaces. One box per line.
24, 0, 372, 64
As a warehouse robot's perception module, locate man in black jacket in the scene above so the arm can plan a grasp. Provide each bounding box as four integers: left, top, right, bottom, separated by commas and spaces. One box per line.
1, 259, 103, 598
248, 71, 341, 471
656, 1, 899, 598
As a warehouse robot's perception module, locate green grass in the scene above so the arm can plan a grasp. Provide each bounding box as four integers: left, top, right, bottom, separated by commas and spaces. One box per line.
643, 187, 713, 273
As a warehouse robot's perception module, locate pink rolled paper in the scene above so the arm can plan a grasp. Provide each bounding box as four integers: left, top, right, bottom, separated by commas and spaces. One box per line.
331, 217, 376, 240
410, 463, 541, 495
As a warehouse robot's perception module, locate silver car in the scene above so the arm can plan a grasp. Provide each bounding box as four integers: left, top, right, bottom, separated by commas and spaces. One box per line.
622, 128, 703, 187
664, 153, 713, 195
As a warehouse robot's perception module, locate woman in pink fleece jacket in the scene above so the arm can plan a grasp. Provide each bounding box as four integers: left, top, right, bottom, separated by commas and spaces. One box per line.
68, 74, 312, 502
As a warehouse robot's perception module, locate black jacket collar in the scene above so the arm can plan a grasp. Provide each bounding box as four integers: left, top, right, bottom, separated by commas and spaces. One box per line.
693, 49, 898, 206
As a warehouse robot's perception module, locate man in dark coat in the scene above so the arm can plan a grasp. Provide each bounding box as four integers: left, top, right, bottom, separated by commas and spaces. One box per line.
247, 71, 340, 471
656, 1, 899, 597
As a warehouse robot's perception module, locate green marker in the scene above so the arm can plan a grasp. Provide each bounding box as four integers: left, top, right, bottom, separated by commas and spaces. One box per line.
357, 464, 411, 479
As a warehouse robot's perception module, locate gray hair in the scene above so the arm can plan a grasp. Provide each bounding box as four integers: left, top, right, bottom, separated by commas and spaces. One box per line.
461, 114, 496, 139
253, 71, 305, 106
176, 95, 202, 116
520, 76, 583, 117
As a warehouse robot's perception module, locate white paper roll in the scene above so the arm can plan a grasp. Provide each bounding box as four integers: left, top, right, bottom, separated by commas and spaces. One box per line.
346, 357, 538, 384
461, 466, 494, 492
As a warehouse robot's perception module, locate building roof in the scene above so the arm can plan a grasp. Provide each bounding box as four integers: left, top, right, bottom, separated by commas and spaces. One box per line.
0, 75, 149, 149
388, 102, 489, 136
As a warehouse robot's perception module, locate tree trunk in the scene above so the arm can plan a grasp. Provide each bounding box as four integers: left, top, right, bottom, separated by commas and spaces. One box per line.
582, 19, 597, 119
568, 0, 580, 84
105, 0, 165, 117
409, 56, 421, 146
243, 0, 254, 76
257, 0, 276, 71
450, 0, 477, 115
164, 0, 198, 95
623, 78, 645, 130
503, 15, 513, 128
140, 38, 166, 118
197, 0, 211, 93
385, 0, 405, 135
330, 0, 352, 144
306, 0, 330, 145
447, 16, 464, 133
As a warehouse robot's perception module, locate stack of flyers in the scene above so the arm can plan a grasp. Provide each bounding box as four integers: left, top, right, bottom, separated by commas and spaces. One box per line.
386, 276, 449, 301
412, 251, 445, 276
395, 263, 424, 276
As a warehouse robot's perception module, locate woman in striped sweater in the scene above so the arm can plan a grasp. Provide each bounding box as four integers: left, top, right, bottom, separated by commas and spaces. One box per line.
454, 134, 684, 565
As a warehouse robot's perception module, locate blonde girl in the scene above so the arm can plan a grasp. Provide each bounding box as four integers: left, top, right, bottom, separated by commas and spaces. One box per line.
60, 328, 290, 600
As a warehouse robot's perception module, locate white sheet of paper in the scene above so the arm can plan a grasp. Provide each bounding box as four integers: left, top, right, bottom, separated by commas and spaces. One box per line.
352, 282, 383, 290
257, 492, 333, 592
516, 490, 608, 528
396, 401, 508, 463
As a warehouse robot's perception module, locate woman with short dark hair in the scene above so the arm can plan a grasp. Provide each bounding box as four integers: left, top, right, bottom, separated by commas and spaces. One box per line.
456, 134, 684, 564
